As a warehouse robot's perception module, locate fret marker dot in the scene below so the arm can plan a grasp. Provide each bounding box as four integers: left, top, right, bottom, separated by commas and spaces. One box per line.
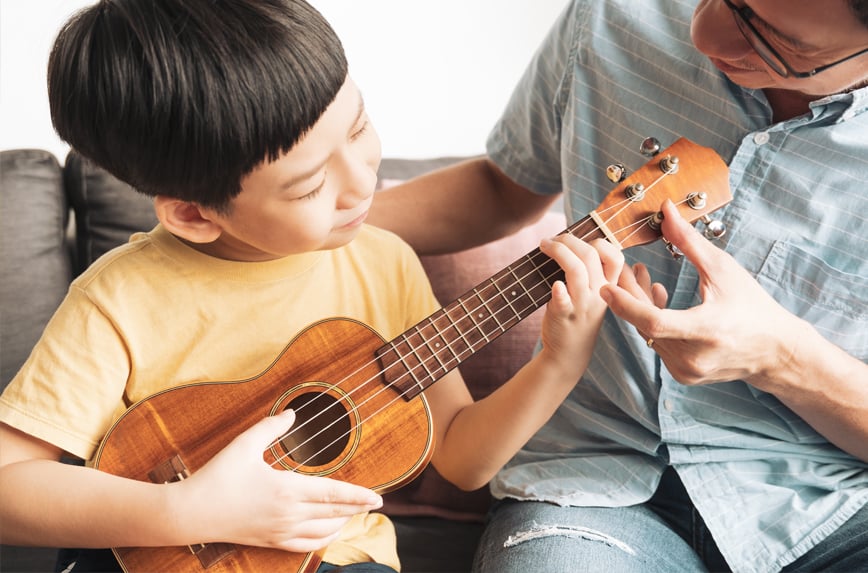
511, 290, 517, 296
435, 342, 441, 348
478, 313, 485, 318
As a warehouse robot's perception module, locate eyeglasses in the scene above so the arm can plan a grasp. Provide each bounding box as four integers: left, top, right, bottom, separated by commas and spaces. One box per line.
722, 0, 868, 78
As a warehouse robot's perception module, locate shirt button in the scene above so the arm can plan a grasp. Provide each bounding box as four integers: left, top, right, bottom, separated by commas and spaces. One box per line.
753, 131, 770, 145
663, 399, 674, 412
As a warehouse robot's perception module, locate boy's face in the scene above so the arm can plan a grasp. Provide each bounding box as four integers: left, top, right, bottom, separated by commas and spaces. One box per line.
197, 77, 381, 261
691, 0, 868, 96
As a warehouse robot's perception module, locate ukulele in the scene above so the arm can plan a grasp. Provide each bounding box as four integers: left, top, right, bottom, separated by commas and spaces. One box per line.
93, 137, 731, 572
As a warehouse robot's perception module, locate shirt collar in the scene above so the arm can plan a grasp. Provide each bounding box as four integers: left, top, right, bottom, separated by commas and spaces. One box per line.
809, 85, 868, 122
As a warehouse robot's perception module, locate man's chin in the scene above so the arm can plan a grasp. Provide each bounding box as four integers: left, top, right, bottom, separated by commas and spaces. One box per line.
710, 58, 773, 88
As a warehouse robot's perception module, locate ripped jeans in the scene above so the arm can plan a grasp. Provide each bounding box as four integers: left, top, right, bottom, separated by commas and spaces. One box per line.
472, 467, 868, 572
472, 498, 710, 573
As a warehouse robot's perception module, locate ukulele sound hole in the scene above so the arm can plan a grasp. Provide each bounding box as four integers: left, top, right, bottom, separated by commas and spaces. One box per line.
279, 392, 351, 467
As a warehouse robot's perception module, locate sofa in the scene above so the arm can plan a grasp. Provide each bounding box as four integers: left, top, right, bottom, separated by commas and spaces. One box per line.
0, 148, 565, 573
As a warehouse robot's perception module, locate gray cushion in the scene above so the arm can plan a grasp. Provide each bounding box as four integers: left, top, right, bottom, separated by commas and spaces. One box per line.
0, 149, 71, 390
64, 152, 158, 273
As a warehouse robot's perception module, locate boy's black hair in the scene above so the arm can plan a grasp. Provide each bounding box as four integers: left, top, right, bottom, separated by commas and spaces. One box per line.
48, 0, 348, 212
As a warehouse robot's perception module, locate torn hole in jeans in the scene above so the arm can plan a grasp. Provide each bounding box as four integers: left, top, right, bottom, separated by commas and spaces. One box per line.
503, 522, 636, 555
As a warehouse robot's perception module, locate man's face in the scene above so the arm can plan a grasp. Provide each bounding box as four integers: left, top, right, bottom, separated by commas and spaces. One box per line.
691, 0, 868, 96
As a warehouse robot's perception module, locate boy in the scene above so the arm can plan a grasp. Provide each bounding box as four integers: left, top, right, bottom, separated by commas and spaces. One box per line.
0, 1, 623, 572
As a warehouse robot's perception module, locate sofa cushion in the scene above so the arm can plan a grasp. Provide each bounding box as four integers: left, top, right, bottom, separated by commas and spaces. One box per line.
0, 150, 72, 390
64, 152, 158, 274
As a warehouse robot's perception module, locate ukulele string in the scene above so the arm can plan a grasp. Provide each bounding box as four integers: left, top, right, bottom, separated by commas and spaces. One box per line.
266, 192, 680, 470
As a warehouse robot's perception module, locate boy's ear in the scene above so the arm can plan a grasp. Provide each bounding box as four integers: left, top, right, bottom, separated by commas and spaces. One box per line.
154, 196, 224, 244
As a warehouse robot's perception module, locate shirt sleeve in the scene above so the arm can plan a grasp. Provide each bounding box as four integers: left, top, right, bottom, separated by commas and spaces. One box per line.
486, 0, 581, 197
0, 284, 130, 460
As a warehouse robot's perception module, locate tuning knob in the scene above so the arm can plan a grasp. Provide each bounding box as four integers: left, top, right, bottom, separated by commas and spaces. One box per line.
606, 163, 627, 183
701, 215, 727, 239
662, 238, 683, 259
640, 137, 661, 157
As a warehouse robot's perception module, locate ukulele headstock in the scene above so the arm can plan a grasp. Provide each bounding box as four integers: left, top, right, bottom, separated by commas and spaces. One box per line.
595, 137, 732, 251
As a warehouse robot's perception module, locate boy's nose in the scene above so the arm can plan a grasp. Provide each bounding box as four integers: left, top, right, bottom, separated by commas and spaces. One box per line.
335, 157, 377, 208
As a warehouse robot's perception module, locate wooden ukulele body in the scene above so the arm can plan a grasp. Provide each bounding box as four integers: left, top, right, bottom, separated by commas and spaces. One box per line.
94, 318, 433, 573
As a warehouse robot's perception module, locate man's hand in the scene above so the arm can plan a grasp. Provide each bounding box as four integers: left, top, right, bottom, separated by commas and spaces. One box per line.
600, 199, 805, 389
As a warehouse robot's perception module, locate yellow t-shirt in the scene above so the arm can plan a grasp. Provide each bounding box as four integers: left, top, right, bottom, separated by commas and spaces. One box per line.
0, 223, 440, 570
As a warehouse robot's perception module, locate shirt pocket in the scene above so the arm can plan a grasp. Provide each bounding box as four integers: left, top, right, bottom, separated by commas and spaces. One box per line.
755, 239, 868, 360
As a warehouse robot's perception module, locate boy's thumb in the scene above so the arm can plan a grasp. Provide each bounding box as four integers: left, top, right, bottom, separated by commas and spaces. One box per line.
243, 409, 297, 447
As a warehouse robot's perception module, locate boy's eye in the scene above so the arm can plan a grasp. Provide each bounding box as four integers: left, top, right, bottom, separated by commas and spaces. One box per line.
350, 121, 369, 142
300, 178, 325, 200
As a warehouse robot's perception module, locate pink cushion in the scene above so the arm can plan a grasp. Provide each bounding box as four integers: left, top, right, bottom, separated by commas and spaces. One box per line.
382, 211, 566, 521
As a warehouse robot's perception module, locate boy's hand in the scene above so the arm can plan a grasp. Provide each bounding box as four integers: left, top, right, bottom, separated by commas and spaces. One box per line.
537, 235, 624, 377
173, 409, 383, 552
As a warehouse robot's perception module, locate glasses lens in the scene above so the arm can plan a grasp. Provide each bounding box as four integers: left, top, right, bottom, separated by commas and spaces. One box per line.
732, 11, 790, 77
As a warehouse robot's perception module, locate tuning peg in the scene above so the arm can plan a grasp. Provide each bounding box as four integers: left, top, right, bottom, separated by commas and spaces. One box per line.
606, 163, 627, 183
701, 215, 727, 239
640, 137, 661, 157
662, 238, 683, 259
659, 155, 679, 174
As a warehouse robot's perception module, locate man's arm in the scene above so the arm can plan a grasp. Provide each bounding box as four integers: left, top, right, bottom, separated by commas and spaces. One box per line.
368, 156, 559, 255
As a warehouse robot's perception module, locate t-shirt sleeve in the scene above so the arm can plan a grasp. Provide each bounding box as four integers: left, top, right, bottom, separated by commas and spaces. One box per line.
0, 284, 130, 460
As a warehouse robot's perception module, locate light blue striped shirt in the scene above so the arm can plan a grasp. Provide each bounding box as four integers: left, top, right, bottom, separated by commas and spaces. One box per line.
486, 1, 868, 571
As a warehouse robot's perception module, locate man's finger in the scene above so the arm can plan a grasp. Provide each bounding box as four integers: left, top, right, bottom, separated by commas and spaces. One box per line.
601, 283, 688, 340
659, 199, 719, 275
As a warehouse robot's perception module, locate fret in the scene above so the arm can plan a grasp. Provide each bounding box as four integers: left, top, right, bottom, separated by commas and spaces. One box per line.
521, 252, 559, 304
474, 285, 506, 333
375, 340, 424, 395
427, 312, 461, 370
508, 266, 539, 317
456, 298, 491, 344
408, 324, 454, 383
418, 319, 452, 372
403, 330, 438, 384
490, 267, 526, 329
507, 254, 543, 315
446, 303, 486, 351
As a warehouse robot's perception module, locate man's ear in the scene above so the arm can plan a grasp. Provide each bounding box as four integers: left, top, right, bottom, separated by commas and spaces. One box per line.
154, 196, 223, 244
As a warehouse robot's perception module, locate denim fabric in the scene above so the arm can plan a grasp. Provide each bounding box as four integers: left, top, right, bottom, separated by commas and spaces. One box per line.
473, 467, 868, 573
472, 498, 708, 572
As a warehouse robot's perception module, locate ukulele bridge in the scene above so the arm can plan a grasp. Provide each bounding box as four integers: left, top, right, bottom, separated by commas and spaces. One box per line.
148, 455, 236, 569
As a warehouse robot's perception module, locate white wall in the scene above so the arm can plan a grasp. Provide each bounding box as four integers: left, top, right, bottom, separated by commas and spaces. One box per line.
0, 0, 566, 161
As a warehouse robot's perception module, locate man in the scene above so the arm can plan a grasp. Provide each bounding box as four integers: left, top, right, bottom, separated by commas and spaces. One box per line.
368, 0, 868, 571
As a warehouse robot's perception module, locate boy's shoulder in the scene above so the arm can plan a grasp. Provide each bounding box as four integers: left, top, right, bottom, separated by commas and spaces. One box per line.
72, 227, 166, 287
350, 223, 418, 259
